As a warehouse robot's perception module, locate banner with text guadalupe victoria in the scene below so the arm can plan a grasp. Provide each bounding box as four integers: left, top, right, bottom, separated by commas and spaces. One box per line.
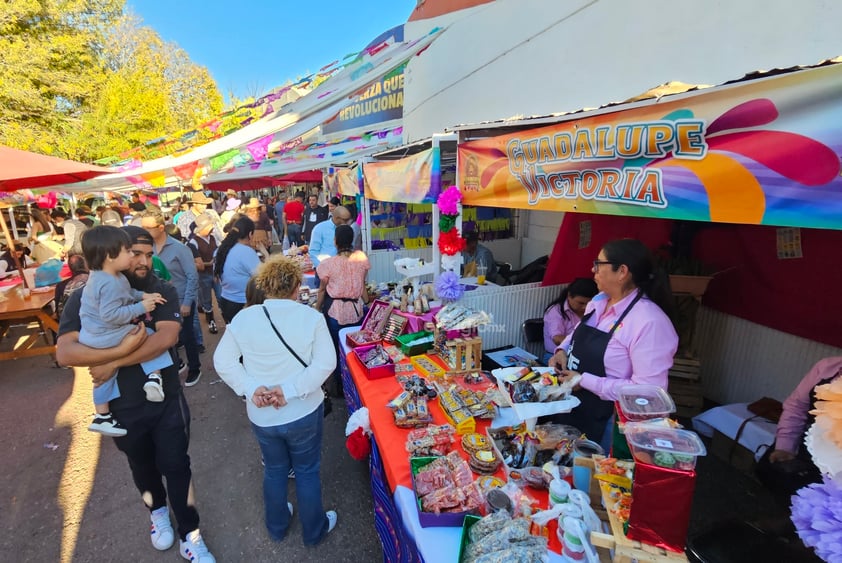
458, 64, 842, 231
323, 63, 406, 135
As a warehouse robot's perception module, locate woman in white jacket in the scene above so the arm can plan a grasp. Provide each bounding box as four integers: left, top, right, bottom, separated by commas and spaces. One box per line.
214, 256, 337, 545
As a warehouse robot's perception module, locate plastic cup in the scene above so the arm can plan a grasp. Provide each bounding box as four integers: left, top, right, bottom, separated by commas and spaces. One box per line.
572, 439, 604, 492
549, 478, 571, 506
477, 264, 487, 285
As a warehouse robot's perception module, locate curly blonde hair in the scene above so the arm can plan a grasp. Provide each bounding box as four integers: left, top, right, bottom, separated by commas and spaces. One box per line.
254, 255, 302, 299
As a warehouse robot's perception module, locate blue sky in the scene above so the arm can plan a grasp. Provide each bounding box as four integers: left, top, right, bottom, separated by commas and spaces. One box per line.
129, 0, 417, 101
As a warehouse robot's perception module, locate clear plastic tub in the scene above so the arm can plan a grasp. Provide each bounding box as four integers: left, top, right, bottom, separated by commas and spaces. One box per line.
624, 423, 707, 471
617, 384, 675, 421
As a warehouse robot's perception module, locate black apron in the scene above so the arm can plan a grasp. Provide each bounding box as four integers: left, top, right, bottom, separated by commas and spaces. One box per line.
551, 291, 643, 441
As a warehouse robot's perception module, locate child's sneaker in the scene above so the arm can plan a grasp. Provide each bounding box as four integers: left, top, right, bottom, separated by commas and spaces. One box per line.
88, 413, 127, 437
143, 372, 165, 402
179, 529, 215, 563
326, 511, 338, 534
150, 506, 174, 550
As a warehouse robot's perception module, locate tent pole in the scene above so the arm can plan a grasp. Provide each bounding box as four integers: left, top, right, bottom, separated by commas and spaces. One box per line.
0, 207, 28, 288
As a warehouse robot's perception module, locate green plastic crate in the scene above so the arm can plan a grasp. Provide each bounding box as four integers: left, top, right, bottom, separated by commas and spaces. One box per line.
457, 514, 482, 562
396, 330, 434, 357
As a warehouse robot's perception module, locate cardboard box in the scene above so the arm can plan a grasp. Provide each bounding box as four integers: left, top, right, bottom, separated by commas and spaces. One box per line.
410, 456, 478, 527
345, 300, 408, 348
710, 429, 757, 474
352, 344, 395, 380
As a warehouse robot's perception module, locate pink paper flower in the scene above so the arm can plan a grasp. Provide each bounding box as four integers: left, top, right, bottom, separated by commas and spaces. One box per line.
437, 185, 462, 216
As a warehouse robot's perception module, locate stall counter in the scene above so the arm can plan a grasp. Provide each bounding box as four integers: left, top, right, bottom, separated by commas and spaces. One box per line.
338, 327, 566, 563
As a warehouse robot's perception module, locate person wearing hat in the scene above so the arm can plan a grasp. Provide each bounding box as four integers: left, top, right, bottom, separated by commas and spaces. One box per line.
188, 213, 220, 335
176, 192, 214, 240
56, 225, 217, 562
244, 197, 271, 256
461, 231, 498, 282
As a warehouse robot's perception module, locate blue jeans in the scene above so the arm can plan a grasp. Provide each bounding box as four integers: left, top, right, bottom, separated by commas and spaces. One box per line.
287, 223, 303, 247
197, 273, 219, 315
251, 404, 328, 544
179, 303, 200, 377
92, 327, 172, 405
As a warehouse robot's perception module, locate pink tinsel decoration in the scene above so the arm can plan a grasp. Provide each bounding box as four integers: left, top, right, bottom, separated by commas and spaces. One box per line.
437, 185, 462, 216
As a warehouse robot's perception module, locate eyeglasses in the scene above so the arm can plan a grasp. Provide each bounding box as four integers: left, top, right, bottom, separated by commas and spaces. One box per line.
592, 260, 616, 271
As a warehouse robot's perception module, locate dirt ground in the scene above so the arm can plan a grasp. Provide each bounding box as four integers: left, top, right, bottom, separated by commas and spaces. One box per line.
0, 322, 383, 563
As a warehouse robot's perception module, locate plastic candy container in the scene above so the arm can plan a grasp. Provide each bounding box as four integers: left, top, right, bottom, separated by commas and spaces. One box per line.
617, 384, 676, 421
624, 423, 707, 471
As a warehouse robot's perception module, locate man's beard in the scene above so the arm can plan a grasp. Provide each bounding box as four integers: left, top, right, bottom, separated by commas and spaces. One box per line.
124, 268, 152, 291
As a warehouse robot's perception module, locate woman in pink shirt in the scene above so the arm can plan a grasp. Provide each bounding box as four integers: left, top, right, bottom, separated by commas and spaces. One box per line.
756, 356, 842, 499
315, 225, 370, 396
548, 239, 678, 447
542, 277, 598, 359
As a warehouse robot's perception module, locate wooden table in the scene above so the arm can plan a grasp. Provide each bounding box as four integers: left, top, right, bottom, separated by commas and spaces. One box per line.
0, 286, 58, 361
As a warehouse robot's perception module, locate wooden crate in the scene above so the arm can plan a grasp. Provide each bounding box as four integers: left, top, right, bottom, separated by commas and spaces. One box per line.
669, 356, 700, 381
669, 377, 704, 418
590, 464, 689, 563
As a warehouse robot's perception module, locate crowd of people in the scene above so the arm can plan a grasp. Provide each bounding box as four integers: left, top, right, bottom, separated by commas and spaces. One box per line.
44, 187, 358, 562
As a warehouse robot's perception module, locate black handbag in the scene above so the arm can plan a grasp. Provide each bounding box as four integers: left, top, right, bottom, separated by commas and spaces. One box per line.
261, 306, 332, 417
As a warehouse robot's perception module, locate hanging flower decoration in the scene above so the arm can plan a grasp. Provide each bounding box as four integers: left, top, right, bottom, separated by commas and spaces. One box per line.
438, 228, 466, 256
435, 271, 465, 302
437, 185, 462, 216
437, 185, 464, 263
791, 477, 842, 562
439, 214, 457, 232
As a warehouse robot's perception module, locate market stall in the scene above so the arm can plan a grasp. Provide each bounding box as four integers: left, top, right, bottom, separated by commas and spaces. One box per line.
453, 61, 842, 404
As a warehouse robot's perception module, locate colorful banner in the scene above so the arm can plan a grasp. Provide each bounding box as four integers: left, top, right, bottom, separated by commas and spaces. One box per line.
323, 64, 405, 135
337, 167, 360, 196
363, 148, 434, 203
458, 64, 842, 230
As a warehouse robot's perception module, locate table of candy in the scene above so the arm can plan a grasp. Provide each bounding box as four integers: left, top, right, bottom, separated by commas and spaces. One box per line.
338, 323, 599, 563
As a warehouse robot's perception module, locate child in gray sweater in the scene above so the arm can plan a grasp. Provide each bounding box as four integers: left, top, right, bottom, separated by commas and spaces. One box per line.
79, 227, 172, 436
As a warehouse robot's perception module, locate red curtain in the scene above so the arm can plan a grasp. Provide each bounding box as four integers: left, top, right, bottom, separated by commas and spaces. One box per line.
542, 212, 674, 285
542, 213, 842, 348
693, 224, 842, 348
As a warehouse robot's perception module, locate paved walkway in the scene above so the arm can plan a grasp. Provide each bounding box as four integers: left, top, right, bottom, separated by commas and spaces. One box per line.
0, 324, 383, 562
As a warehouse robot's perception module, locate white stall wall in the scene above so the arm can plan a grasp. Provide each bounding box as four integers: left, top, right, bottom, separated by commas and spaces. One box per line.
368, 248, 433, 284
522, 210, 564, 267
695, 306, 842, 404
402, 0, 842, 143
460, 282, 563, 353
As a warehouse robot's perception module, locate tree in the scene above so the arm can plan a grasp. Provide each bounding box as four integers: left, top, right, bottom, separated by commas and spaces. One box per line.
68, 13, 223, 161
0, 0, 124, 155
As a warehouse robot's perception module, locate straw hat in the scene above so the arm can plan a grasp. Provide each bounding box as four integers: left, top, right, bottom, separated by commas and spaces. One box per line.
244, 197, 262, 209
225, 189, 237, 198
190, 192, 213, 205
194, 212, 215, 233
225, 198, 242, 211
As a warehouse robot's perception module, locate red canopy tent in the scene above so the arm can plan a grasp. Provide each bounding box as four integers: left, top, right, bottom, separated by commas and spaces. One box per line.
0, 145, 111, 191
205, 170, 324, 192
0, 145, 111, 287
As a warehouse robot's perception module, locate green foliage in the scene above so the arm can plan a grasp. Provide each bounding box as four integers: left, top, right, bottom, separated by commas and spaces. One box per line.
0, 4, 222, 162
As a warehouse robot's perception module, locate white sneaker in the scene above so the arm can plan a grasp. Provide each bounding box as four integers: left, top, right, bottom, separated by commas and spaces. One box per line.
144, 373, 165, 402
326, 510, 338, 534
150, 506, 174, 550
88, 414, 127, 437
179, 529, 215, 563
